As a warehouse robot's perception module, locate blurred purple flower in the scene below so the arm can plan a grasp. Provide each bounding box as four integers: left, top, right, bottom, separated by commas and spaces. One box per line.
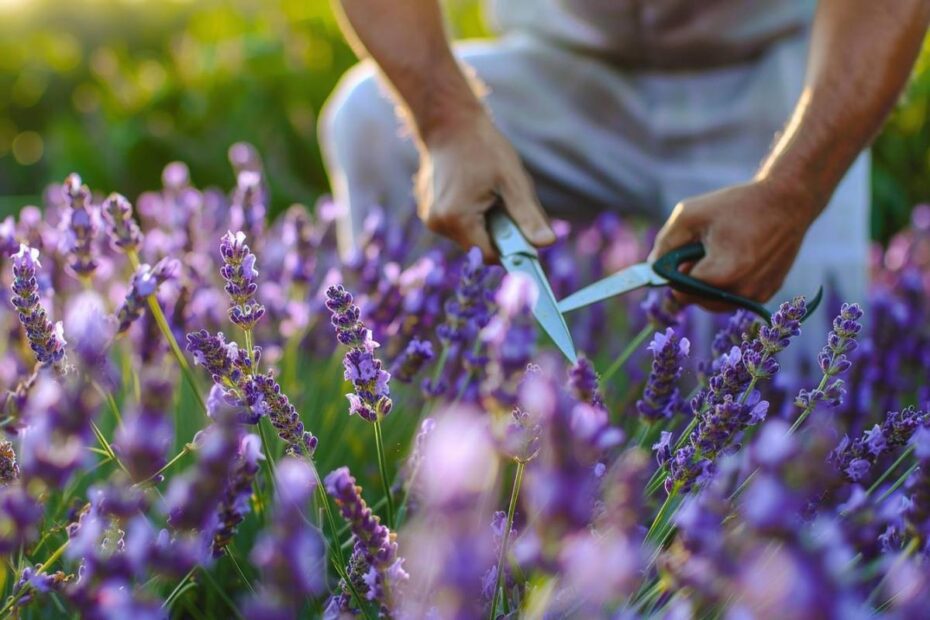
102, 193, 143, 254
391, 338, 434, 384
59, 174, 99, 277
212, 434, 263, 557
116, 258, 178, 334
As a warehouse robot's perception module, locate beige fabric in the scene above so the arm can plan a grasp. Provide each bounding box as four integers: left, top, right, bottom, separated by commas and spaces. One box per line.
487, 0, 817, 69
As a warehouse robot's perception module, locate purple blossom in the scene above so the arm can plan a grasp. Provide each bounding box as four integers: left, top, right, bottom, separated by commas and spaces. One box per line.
116, 258, 179, 333
325, 285, 393, 422
794, 304, 864, 412
185, 329, 252, 387
244, 373, 318, 456
246, 459, 326, 619
60, 174, 99, 277
11, 244, 67, 371
219, 231, 266, 330
636, 327, 690, 420
437, 247, 499, 344
569, 356, 605, 409
325, 466, 407, 612
391, 338, 434, 383
102, 193, 143, 253
642, 288, 681, 328
211, 434, 263, 557
113, 374, 174, 483
829, 406, 929, 482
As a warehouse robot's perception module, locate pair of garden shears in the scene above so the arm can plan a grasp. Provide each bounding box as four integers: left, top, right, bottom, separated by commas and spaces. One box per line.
488, 209, 822, 364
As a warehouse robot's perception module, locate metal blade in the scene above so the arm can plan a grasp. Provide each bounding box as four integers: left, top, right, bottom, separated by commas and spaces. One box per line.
558, 263, 665, 314
501, 253, 577, 365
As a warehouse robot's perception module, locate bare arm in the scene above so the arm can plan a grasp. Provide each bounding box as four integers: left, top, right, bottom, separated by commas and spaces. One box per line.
652, 0, 930, 305
333, 0, 555, 258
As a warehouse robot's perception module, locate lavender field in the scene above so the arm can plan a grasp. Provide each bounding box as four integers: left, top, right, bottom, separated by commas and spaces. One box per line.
0, 145, 928, 618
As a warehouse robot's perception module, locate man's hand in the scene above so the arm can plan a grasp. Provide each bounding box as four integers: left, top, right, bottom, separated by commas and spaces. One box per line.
649, 179, 818, 309
416, 111, 555, 261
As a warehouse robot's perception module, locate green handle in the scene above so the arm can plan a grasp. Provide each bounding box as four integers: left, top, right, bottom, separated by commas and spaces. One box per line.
653, 243, 823, 324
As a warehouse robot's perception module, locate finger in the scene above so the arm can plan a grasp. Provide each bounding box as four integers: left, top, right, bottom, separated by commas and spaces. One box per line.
648, 205, 699, 262
443, 210, 498, 263
500, 174, 555, 247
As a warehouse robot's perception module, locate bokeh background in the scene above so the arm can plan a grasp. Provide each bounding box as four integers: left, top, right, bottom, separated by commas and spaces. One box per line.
0, 0, 928, 242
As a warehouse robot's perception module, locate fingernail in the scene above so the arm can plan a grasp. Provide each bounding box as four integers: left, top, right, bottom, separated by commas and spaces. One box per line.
534, 227, 556, 244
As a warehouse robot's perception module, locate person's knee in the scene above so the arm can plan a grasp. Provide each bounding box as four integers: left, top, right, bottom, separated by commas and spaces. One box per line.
318, 61, 397, 163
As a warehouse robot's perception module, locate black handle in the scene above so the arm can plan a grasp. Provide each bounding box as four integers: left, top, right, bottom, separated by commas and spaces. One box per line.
652, 242, 823, 324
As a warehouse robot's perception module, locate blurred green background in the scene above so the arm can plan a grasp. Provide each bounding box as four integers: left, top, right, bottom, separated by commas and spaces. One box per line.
0, 0, 928, 242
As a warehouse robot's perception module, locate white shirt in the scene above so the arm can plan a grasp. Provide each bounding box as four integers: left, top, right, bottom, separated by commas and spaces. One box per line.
487, 0, 816, 69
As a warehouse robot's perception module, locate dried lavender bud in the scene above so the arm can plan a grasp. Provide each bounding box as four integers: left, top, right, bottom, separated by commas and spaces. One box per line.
115, 258, 179, 334
102, 193, 143, 253
10, 244, 67, 371
325, 466, 407, 611
60, 173, 99, 277
391, 338, 434, 384
219, 231, 265, 331
0, 440, 20, 486
636, 328, 689, 420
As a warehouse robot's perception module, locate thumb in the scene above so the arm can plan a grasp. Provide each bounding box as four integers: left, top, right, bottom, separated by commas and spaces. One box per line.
500, 174, 555, 247
649, 203, 701, 262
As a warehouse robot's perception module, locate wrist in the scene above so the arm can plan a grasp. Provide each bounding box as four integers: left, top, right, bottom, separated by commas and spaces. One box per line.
408, 58, 487, 149
753, 170, 825, 228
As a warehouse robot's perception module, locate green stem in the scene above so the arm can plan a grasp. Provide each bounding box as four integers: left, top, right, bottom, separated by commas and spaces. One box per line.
126, 249, 206, 417
373, 420, 396, 529
867, 445, 914, 497
0, 540, 69, 617
489, 461, 526, 620
788, 373, 831, 434
133, 446, 191, 487
877, 462, 919, 504
602, 324, 653, 383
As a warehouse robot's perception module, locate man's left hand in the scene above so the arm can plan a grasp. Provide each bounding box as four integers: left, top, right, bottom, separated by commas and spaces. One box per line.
648, 179, 820, 310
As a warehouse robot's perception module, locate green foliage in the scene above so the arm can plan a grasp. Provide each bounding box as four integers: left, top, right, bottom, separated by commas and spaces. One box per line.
1, 0, 929, 240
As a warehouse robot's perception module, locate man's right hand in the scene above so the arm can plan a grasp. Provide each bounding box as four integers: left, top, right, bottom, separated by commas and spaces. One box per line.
415, 111, 555, 261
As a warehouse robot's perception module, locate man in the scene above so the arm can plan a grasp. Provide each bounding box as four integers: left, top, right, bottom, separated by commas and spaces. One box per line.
320, 0, 929, 316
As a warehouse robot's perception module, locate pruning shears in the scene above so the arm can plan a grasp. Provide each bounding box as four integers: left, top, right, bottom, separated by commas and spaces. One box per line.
488, 208, 823, 364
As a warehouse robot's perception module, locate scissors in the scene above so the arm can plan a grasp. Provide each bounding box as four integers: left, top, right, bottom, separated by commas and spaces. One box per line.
488, 208, 823, 364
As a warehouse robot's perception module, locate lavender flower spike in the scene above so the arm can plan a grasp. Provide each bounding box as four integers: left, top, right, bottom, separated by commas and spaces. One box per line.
115, 258, 179, 334
11, 244, 67, 371
391, 338, 434, 384
60, 173, 99, 277
219, 231, 265, 330
212, 434, 263, 557
637, 328, 690, 420
326, 286, 393, 422
102, 193, 143, 253
325, 466, 407, 612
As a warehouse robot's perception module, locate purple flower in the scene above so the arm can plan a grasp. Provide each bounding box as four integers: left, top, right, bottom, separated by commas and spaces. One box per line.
116, 258, 179, 334
211, 434, 263, 557
636, 328, 690, 420
904, 427, 930, 545
437, 247, 499, 344
219, 231, 266, 330
244, 373, 318, 456
11, 244, 67, 371
102, 193, 143, 253
642, 288, 681, 328
569, 356, 605, 409
484, 273, 537, 381
0, 485, 42, 554
229, 168, 267, 243
829, 406, 929, 482
164, 422, 241, 532
325, 466, 407, 612
59, 174, 99, 277
185, 329, 252, 387
246, 458, 326, 619
326, 285, 393, 422
391, 338, 434, 384
113, 374, 174, 483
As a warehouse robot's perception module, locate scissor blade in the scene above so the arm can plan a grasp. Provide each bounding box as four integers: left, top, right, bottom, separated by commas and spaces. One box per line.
558, 263, 664, 314
500, 253, 577, 365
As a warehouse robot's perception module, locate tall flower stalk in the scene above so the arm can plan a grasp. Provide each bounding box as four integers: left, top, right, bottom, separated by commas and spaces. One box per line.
326, 285, 395, 527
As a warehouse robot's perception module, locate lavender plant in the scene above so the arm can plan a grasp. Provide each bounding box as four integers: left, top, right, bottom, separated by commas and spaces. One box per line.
1, 152, 928, 619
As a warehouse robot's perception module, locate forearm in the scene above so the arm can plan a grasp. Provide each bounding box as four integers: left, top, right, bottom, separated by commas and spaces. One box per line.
758, 0, 930, 219
334, 0, 483, 145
